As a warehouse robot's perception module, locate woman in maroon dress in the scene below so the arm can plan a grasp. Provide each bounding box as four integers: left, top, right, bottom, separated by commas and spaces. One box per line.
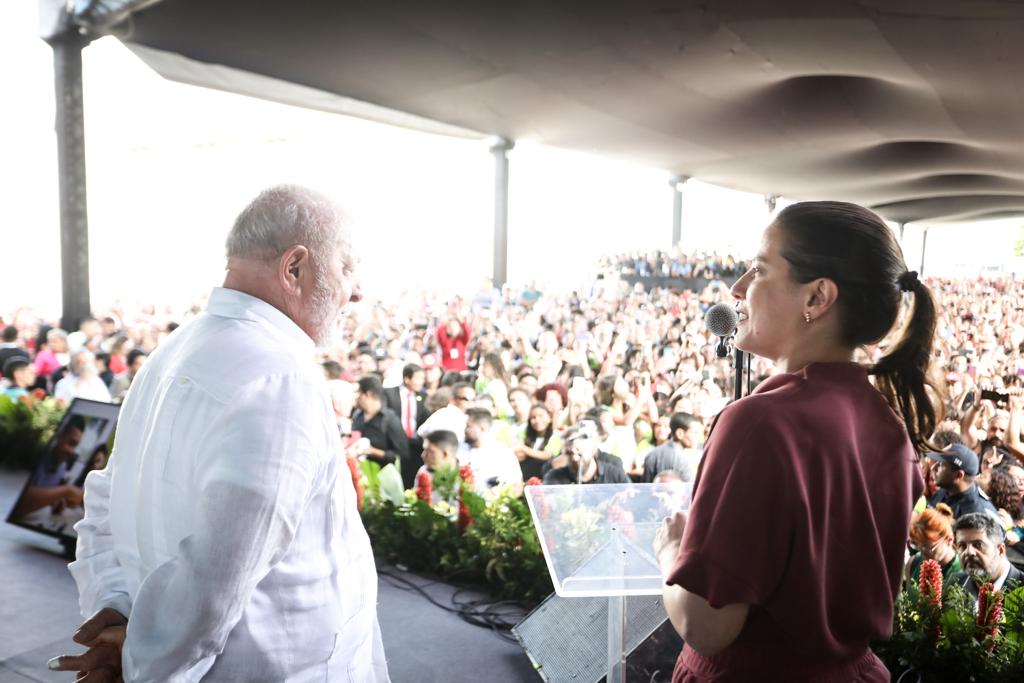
653, 202, 940, 681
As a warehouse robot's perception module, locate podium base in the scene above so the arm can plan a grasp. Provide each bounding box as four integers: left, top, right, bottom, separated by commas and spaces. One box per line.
513, 593, 682, 683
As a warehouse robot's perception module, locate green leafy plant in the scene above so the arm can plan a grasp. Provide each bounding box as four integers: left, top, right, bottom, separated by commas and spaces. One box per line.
358, 460, 553, 604
0, 393, 66, 470
874, 558, 1024, 681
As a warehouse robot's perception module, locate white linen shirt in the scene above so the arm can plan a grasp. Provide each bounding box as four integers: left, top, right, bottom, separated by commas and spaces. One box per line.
69, 287, 389, 683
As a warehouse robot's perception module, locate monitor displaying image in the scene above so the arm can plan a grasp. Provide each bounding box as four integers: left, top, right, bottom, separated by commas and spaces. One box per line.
6, 398, 120, 542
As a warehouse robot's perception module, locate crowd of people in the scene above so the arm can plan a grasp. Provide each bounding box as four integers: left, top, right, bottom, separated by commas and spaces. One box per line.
3, 259, 1024, 564
5, 183, 1021, 682
603, 249, 748, 280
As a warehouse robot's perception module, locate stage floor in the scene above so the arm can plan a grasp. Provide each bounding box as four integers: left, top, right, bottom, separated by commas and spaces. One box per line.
0, 471, 538, 682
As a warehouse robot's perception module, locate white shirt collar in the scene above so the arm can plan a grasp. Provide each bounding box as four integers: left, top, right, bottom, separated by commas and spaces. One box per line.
993, 560, 1012, 593
207, 287, 315, 354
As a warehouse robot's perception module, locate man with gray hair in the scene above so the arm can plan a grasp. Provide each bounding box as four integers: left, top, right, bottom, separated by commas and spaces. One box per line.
951, 512, 1024, 606
53, 348, 112, 403
52, 186, 389, 682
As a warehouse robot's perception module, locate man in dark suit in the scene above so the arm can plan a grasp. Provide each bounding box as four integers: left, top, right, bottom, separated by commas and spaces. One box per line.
384, 363, 430, 488
952, 512, 1024, 605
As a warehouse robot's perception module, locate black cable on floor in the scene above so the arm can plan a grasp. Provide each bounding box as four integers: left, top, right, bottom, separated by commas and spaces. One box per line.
378, 568, 529, 643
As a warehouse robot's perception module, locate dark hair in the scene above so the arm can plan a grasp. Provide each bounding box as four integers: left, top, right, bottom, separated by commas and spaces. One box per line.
515, 367, 537, 382
1, 326, 17, 343
524, 404, 554, 446
439, 372, 463, 388
64, 414, 87, 434
321, 359, 343, 380
357, 376, 385, 402
35, 325, 52, 351
932, 429, 962, 450
482, 352, 510, 386
3, 356, 29, 377
465, 407, 493, 428
595, 375, 617, 406
402, 363, 424, 381
669, 412, 698, 435
424, 429, 459, 454
953, 511, 1005, 546
773, 201, 943, 453
508, 386, 530, 402
987, 469, 1024, 518
564, 365, 586, 383
583, 407, 609, 437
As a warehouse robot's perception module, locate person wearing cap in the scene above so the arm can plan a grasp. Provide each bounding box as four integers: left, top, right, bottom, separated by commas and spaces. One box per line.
927, 443, 998, 520
542, 420, 628, 485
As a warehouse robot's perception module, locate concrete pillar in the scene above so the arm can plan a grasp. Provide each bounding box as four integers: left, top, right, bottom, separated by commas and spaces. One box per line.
490, 138, 514, 288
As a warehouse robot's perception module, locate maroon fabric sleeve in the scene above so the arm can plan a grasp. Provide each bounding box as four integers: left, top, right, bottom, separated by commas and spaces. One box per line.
666, 403, 793, 609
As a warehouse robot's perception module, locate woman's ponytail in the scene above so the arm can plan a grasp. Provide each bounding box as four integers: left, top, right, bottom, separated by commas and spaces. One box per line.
869, 278, 944, 453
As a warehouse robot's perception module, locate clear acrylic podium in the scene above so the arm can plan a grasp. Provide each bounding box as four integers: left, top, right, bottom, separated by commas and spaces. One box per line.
524, 482, 692, 683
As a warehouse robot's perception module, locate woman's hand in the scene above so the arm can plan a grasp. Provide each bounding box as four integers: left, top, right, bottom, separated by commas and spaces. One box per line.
653, 510, 688, 576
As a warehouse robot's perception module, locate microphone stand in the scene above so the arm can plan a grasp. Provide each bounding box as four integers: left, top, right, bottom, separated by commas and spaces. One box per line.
715, 334, 745, 402
733, 345, 745, 402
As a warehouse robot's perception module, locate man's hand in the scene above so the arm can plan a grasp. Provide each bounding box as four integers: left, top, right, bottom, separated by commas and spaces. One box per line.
59, 484, 84, 508
653, 510, 688, 576
48, 608, 127, 682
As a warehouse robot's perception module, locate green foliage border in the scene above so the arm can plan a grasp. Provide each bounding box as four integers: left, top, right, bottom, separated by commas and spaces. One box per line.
358, 460, 553, 604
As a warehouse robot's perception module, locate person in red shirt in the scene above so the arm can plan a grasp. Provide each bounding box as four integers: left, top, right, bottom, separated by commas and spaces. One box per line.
654, 201, 939, 681
437, 316, 470, 372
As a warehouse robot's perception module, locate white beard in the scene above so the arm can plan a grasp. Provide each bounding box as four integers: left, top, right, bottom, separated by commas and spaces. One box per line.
309, 272, 344, 348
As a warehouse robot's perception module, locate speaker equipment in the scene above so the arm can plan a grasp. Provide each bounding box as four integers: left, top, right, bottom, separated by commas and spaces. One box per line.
512, 593, 682, 683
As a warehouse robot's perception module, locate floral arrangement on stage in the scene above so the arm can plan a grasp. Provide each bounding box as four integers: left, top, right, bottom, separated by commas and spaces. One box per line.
873, 558, 1024, 681
0, 392, 65, 470
355, 459, 553, 604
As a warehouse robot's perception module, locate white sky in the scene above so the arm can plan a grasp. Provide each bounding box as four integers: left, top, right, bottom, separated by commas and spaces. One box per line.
2, 0, 1020, 319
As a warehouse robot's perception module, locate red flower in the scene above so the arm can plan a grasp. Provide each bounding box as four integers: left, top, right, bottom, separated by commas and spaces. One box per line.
31, 388, 46, 400
345, 455, 363, 510
526, 477, 543, 487
919, 558, 943, 643
976, 583, 1004, 652
415, 470, 433, 504
457, 498, 473, 533
459, 464, 475, 488
919, 558, 942, 608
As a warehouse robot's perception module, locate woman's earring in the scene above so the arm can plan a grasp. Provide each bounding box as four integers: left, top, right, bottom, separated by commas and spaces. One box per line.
803, 312, 812, 324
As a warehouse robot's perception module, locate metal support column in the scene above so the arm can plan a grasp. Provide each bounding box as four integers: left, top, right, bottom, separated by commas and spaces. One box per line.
490, 138, 514, 288
920, 227, 929, 276
765, 194, 778, 213
898, 222, 906, 242
669, 175, 688, 248
50, 29, 93, 331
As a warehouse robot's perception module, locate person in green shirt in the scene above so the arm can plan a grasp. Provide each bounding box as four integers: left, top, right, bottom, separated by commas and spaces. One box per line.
905, 503, 962, 586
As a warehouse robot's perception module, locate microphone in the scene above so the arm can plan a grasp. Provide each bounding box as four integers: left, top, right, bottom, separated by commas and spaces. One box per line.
704, 303, 738, 357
